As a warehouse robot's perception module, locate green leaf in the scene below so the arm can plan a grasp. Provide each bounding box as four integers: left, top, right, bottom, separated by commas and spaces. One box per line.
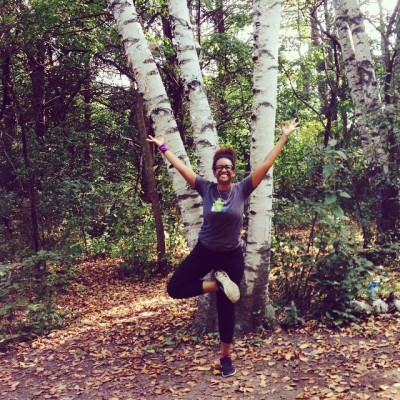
328, 139, 337, 147
331, 204, 344, 218
335, 150, 348, 160
323, 165, 335, 178
338, 191, 351, 198
324, 192, 337, 205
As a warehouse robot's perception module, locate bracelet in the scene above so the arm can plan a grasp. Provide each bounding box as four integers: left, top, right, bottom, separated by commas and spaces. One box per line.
159, 144, 168, 153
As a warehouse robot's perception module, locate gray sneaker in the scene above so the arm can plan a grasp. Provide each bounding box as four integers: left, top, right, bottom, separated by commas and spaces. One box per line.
215, 271, 240, 303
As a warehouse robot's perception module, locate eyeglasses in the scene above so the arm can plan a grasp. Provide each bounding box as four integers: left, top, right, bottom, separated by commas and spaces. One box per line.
214, 165, 234, 171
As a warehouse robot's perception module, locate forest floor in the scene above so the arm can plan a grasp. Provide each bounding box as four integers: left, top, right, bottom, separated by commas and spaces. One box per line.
1, 259, 400, 400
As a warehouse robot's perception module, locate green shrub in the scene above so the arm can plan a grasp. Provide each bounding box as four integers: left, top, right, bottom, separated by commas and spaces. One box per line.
0, 251, 73, 347
272, 141, 374, 326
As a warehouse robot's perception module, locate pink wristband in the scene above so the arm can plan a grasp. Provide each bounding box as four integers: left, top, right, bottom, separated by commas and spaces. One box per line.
159, 144, 168, 153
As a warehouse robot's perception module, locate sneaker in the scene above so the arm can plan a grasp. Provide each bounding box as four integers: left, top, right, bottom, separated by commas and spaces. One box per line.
215, 271, 240, 303
220, 356, 236, 377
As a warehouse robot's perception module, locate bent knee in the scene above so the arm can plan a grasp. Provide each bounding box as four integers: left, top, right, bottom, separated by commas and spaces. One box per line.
167, 280, 180, 299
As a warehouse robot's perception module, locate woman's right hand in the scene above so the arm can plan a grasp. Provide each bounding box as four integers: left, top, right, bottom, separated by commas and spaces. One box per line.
147, 132, 197, 188
146, 133, 165, 148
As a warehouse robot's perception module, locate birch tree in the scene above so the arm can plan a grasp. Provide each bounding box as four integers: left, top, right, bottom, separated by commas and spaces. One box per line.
168, 0, 220, 331
377, 0, 400, 105
169, 0, 219, 178
333, 0, 399, 240
333, 0, 384, 132
236, 0, 283, 333
108, 0, 202, 248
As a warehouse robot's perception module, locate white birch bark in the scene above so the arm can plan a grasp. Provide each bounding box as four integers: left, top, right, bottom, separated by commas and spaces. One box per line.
237, 0, 282, 332
169, 0, 219, 180
108, 0, 202, 247
168, 0, 220, 332
344, 1, 382, 107
333, 3, 364, 117
333, 0, 389, 171
334, 0, 398, 241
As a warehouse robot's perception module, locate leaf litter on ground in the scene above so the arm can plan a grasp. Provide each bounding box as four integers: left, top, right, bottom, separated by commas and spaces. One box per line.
0, 258, 399, 399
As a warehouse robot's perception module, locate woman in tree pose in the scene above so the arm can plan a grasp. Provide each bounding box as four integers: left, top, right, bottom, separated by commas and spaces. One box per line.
147, 118, 299, 377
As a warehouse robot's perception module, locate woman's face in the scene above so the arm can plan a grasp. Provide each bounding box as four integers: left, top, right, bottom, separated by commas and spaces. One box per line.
213, 157, 236, 185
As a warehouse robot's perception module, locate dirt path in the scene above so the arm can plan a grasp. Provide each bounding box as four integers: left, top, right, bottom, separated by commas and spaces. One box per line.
1, 260, 400, 399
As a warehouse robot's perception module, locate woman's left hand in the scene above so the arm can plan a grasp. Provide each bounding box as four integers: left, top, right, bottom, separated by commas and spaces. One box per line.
280, 118, 300, 137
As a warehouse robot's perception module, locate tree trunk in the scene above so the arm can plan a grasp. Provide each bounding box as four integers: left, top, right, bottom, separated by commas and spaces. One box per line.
378, 0, 400, 105
21, 123, 40, 253
237, 0, 282, 334
333, 0, 399, 242
161, 16, 186, 141
27, 42, 47, 138
169, 0, 221, 332
108, 0, 203, 249
169, 0, 219, 179
0, 46, 16, 187
334, 0, 386, 156
310, 2, 340, 146
82, 69, 92, 165
136, 95, 168, 274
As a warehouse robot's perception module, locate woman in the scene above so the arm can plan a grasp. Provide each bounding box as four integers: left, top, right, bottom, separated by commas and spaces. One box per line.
147, 118, 299, 377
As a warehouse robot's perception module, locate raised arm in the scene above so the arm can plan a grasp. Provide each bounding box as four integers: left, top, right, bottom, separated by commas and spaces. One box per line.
251, 118, 300, 189
146, 133, 197, 188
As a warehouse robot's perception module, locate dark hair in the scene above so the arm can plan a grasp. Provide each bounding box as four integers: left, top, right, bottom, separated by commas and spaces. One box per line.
212, 147, 237, 170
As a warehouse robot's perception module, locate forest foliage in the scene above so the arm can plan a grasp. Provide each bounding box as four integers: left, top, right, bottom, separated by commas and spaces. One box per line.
0, 0, 399, 341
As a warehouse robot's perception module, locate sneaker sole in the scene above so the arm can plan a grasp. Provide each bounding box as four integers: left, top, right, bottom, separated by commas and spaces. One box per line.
221, 369, 236, 378
215, 271, 240, 303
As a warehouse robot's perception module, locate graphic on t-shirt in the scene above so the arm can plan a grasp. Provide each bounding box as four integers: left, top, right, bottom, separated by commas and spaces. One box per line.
211, 197, 228, 212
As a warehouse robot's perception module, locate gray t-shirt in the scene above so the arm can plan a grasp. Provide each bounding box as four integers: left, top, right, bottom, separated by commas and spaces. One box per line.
195, 175, 254, 252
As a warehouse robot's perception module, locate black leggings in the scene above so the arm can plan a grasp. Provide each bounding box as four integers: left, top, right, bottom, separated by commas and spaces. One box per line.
167, 241, 244, 344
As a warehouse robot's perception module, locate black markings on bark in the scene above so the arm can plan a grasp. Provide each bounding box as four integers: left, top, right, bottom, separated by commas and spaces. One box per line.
344, 54, 356, 63
358, 60, 374, 84
124, 18, 139, 26
166, 127, 179, 135
181, 45, 195, 51
123, 38, 140, 46
196, 139, 212, 146
188, 79, 201, 89
352, 26, 364, 35
201, 123, 214, 132
260, 49, 274, 58
152, 107, 171, 115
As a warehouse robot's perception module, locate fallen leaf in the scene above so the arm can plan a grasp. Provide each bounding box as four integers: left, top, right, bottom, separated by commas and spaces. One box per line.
192, 366, 211, 371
